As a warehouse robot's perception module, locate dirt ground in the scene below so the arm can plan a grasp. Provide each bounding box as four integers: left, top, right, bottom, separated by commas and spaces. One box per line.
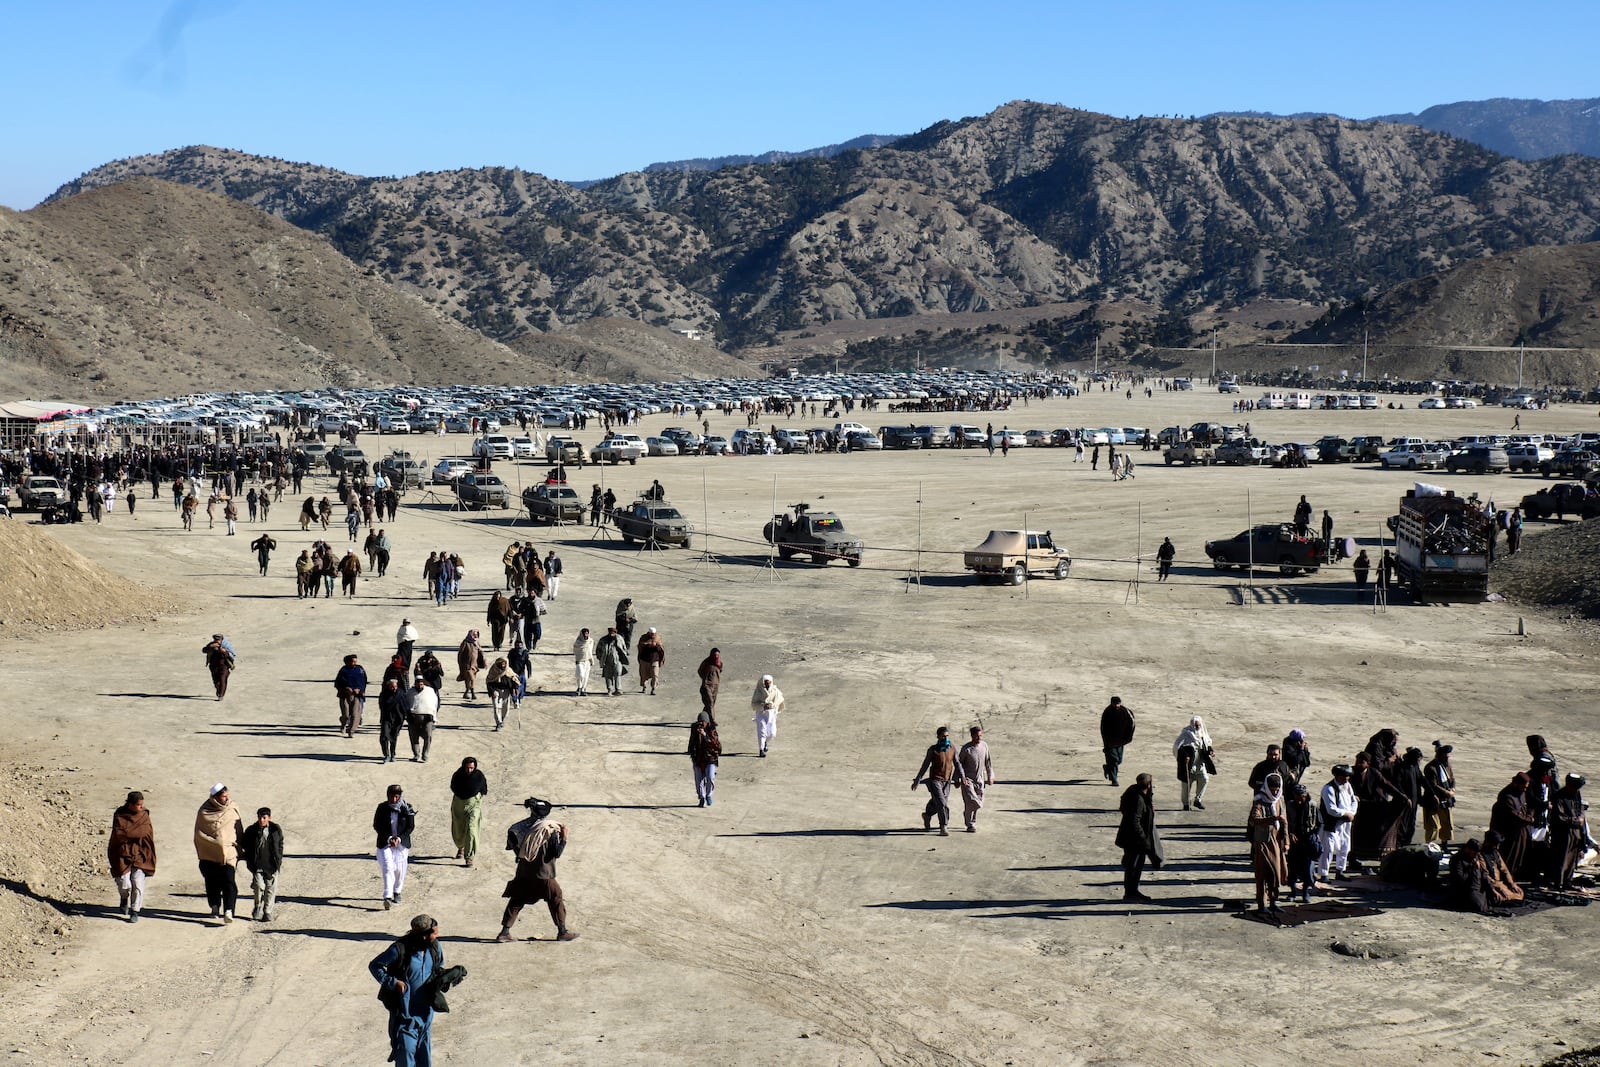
3, 388, 1599, 1066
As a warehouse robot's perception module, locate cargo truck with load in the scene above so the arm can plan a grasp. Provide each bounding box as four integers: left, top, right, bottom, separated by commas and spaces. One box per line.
1393, 485, 1495, 602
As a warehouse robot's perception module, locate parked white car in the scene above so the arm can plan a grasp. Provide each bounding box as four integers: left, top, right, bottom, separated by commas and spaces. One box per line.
472, 434, 514, 460
645, 436, 680, 456
1380, 443, 1449, 469
431, 457, 474, 483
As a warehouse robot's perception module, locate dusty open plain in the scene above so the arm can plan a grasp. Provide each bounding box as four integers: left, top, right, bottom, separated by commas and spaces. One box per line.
3, 387, 1599, 1066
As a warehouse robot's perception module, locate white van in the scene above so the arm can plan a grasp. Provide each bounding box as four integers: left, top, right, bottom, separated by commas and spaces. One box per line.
1259, 393, 1287, 410
1288, 392, 1312, 409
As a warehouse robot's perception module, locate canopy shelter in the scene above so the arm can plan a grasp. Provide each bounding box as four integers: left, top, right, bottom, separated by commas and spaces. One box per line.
0, 400, 92, 452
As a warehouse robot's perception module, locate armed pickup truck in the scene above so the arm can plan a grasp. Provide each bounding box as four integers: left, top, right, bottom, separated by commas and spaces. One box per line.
763, 503, 864, 566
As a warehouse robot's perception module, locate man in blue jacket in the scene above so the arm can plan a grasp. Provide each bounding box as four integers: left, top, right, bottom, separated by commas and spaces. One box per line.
370, 913, 442, 1066
335, 653, 368, 737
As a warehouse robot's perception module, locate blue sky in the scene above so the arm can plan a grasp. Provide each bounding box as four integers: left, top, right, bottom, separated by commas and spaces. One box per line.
4, 0, 1596, 210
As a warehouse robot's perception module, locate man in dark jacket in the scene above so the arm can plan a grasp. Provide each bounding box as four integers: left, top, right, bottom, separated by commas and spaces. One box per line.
374, 785, 416, 910
1116, 773, 1162, 902
377, 679, 407, 764
911, 726, 958, 836
496, 798, 579, 942
1100, 696, 1136, 786
1550, 775, 1590, 890
1420, 741, 1457, 849
689, 717, 721, 808
1248, 745, 1294, 793
241, 807, 284, 921
335, 653, 369, 737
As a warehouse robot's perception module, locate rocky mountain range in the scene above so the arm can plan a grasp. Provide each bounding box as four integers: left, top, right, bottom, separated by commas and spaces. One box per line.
0, 179, 750, 397
15, 100, 1600, 394
1374, 98, 1600, 162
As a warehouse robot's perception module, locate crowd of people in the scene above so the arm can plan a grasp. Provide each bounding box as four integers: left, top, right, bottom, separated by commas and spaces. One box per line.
58, 420, 1588, 1067
1097, 701, 1591, 916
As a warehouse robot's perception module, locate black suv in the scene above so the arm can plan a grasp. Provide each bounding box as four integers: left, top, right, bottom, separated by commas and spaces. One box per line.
1445, 445, 1509, 474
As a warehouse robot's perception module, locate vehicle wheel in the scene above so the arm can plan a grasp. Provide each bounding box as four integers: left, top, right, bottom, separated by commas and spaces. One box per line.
1212, 560, 1230, 570
1055, 560, 1069, 580
1009, 563, 1026, 586
778, 546, 795, 561
1279, 555, 1301, 577
812, 554, 828, 566
682, 536, 692, 550
847, 556, 862, 568
1165, 456, 1174, 465
622, 533, 634, 544
629, 458, 637, 465
1407, 458, 1418, 469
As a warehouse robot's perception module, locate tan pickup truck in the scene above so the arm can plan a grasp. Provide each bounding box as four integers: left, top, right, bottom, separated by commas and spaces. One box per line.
964, 530, 1072, 586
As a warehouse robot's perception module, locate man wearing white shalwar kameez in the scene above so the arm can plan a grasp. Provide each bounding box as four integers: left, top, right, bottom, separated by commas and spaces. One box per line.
956, 726, 994, 832
751, 675, 785, 757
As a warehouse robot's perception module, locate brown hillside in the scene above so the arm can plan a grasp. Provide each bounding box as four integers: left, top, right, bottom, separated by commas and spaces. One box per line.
0, 179, 580, 397
1297, 242, 1600, 350
0, 517, 179, 630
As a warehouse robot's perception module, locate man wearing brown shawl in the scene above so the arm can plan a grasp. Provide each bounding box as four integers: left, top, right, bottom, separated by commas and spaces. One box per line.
109, 791, 156, 922
1249, 773, 1290, 913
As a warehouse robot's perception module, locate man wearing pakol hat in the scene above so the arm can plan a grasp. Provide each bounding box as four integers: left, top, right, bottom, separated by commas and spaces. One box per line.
1550, 774, 1590, 890
1421, 742, 1457, 850
1315, 765, 1359, 883
108, 791, 156, 923
496, 797, 579, 942
751, 674, 786, 758
370, 913, 465, 1067
373, 784, 416, 910
193, 783, 243, 923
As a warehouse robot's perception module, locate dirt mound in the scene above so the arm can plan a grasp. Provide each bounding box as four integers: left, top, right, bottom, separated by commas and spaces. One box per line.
0, 762, 105, 983
1494, 518, 1600, 621
0, 519, 178, 631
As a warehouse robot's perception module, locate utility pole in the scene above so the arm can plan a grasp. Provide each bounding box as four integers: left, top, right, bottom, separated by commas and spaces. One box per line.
1094, 336, 1099, 376
1210, 329, 1217, 383
1518, 341, 1525, 391
1362, 330, 1368, 383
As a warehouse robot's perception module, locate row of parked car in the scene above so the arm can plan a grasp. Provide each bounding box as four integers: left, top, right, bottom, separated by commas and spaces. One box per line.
1157, 428, 1600, 477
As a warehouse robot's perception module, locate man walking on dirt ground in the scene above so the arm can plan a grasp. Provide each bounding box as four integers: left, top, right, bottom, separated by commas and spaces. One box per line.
497, 797, 580, 942
369, 913, 450, 1067
335, 654, 369, 737
1100, 696, 1136, 786
108, 791, 155, 923
202, 634, 235, 700
1116, 773, 1162, 903
697, 648, 722, 722
241, 807, 283, 922
956, 726, 994, 832
193, 783, 243, 923
912, 726, 957, 836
